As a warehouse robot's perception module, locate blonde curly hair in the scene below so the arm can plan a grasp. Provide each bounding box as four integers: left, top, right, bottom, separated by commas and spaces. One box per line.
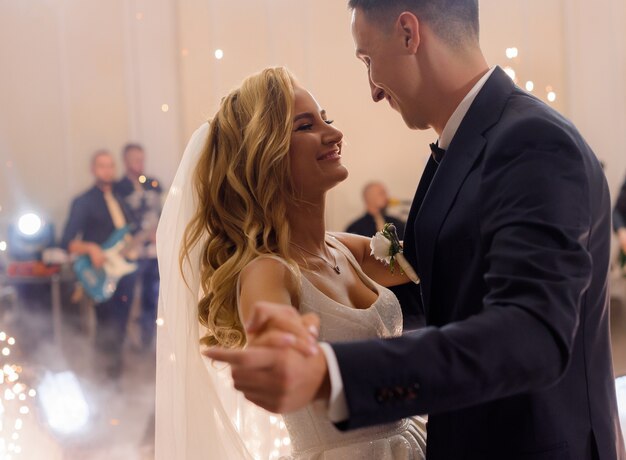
181, 67, 301, 348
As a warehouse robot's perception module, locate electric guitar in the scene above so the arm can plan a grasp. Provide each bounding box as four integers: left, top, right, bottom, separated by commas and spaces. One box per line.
73, 226, 138, 303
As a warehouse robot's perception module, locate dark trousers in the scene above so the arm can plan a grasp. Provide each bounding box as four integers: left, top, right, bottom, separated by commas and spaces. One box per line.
138, 258, 159, 348
95, 272, 137, 365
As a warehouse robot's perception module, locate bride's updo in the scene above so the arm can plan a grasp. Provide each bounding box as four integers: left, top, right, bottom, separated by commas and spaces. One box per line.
182, 67, 301, 348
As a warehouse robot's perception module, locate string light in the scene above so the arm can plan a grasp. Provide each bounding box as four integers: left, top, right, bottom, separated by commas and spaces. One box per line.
161, 104, 170, 113
155, 318, 165, 327
136, 12, 144, 20
505, 47, 519, 59
215, 49, 224, 60
181, 48, 189, 57
0, 333, 37, 459
139, 175, 147, 184
503, 49, 556, 104
0, 241, 6, 252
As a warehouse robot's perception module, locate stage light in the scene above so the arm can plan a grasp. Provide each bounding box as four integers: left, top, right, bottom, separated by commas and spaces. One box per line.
38, 371, 89, 435
8, 213, 54, 261
17, 213, 42, 237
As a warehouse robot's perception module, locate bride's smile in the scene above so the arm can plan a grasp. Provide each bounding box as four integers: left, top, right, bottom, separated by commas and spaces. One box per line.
289, 84, 348, 198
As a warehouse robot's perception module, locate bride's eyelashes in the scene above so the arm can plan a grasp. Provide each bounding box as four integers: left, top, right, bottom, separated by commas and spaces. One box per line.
295, 120, 335, 132
296, 123, 314, 131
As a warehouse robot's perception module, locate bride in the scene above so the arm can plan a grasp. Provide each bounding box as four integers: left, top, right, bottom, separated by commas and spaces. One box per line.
156, 67, 426, 459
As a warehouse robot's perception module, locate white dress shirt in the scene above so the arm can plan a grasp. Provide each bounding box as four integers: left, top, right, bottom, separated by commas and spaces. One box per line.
319, 66, 497, 423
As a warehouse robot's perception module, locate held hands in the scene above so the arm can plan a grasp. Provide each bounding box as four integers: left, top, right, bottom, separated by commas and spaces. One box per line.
204, 302, 331, 414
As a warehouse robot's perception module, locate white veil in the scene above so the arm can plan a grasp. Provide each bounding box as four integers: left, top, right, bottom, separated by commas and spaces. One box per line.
155, 123, 292, 460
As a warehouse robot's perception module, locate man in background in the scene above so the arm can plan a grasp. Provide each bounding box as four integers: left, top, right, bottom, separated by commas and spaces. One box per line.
61, 150, 136, 379
114, 143, 162, 351
345, 181, 406, 237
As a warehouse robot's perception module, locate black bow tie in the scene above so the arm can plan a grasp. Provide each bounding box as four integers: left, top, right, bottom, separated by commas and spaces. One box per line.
430, 142, 446, 163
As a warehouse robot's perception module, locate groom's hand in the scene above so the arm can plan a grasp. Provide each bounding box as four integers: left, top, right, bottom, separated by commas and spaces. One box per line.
204, 344, 330, 413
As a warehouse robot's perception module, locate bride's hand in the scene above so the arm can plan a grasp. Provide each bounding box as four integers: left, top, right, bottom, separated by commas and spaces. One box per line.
245, 301, 321, 357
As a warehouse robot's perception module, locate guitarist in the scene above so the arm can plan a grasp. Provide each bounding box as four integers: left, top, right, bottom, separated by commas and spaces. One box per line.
61, 149, 137, 379
114, 143, 162, 351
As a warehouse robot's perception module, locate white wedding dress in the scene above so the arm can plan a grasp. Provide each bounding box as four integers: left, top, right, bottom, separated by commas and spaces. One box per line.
243, 235, 427, 460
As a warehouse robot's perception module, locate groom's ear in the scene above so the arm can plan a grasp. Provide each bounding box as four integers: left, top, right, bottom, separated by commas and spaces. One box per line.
397, 12, 420, 54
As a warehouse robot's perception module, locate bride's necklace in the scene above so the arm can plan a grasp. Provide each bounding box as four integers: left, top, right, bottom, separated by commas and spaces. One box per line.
290, 242, 341, 275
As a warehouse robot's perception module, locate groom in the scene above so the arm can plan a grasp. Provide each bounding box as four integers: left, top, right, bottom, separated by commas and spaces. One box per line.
207, 1, 625, 458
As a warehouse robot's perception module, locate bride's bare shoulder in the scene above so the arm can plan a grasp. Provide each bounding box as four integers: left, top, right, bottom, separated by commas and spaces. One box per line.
239, 255, 299, 316
241, 255, 294, 282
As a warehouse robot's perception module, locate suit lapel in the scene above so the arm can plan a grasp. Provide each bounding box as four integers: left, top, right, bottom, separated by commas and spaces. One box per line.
414, 67, 515, 315
403, 156, 439, 270
416, 134, 485, 313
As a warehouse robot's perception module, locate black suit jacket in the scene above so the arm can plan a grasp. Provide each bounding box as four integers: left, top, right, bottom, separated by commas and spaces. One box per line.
332, 67, 625, 459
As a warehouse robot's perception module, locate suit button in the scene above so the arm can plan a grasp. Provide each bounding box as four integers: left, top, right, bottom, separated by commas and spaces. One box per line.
375, 388, 393, 403
393, 386, 406, 400
406, 383, 420, 400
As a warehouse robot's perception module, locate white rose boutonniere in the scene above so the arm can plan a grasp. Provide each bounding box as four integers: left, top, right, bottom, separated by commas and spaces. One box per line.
370, 233, 393, 265
370, 223, 420, 284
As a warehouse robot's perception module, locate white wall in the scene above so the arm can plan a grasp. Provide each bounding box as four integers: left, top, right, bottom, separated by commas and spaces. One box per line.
0, 0, 623, 239
0, 0, 182, 233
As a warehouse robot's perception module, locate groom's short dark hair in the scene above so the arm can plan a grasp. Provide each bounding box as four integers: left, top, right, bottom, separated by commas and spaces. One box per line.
348, 0, 480, 47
